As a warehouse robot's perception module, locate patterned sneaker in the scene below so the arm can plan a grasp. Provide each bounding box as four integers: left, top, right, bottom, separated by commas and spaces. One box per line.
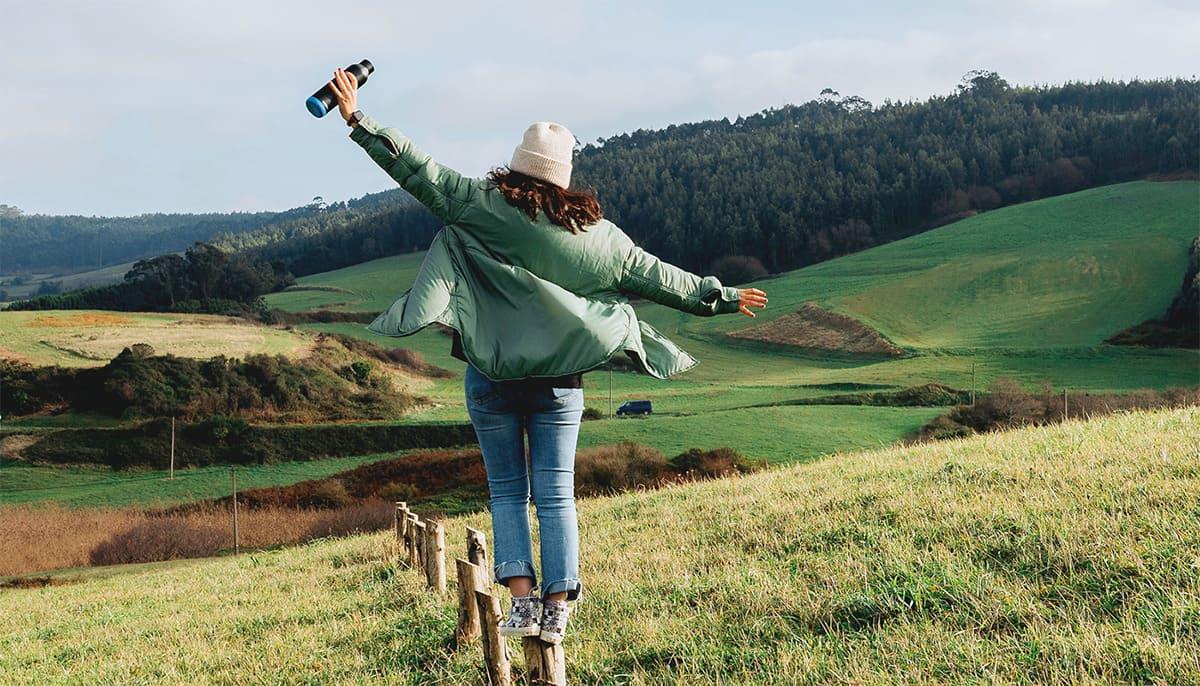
538, 598, 572, 644
498, 591, 542, 637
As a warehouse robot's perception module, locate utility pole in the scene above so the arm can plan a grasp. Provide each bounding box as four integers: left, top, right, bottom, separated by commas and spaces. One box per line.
1063, 388, 1068, 419
170, 417, 176, 480
231, 466, 240, 555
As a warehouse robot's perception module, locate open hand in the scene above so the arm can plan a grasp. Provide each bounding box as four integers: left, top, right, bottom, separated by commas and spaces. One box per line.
328, 67, 359, 123
737, 287, 768, 317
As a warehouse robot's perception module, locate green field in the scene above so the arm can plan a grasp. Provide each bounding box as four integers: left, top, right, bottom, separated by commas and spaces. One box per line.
3, 407, 1195, 684
5, 181, 1195, 511
273, 181, 1198, 393
692, 181, 1197, 348
269, 181, 1196, 422
0, 450, 432, 509
264, 252, 429, 312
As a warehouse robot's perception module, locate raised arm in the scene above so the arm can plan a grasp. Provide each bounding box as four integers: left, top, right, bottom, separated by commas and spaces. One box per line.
348, 115, 478, 224
614, 228, 754, 317
328, 66, 476, 224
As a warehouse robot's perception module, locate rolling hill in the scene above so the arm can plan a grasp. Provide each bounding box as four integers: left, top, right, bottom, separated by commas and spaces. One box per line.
3, 407, 1195, 684
688, 180, 1198, 349
270, 180, 1199, 396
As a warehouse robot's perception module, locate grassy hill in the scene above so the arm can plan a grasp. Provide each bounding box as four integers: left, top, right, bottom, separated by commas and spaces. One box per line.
692, 180, 1198, 349
265, 251, 428, 313
0, 310, 313, 368
6, 181, 1193, 510
267, 181, 1197, 403
3, 407, 1195, 684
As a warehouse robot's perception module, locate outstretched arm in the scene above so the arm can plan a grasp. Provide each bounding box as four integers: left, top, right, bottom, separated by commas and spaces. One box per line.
615, 229, 767, 317
329, 67, 476, 224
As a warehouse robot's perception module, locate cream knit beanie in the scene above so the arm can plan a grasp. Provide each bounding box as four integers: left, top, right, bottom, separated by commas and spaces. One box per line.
509, 122, 575, 189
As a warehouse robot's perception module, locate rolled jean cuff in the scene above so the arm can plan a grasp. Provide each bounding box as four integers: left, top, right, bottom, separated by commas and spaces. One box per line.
495, 559, 537, 586
541, 577, 583, 602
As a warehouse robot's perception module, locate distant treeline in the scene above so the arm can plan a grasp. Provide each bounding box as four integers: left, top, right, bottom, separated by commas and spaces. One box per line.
0, 189, 403, 275
5, 242, 292, 314
572, 73, 1198, 274
4, 74, 1196, 286
208, 191, 440, 278
238, 73, 1199, 281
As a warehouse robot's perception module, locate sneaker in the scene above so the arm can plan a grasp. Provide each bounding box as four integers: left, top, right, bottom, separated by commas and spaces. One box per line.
498, 591, 542, 637
538, 598, 572, 644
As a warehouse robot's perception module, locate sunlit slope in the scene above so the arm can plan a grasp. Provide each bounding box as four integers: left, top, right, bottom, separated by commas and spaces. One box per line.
3, 407, 1196, 684
267, 182, 1196, 350
0, 310, 312, 367
709, 180, 1196, 348
264, 252, 428, 313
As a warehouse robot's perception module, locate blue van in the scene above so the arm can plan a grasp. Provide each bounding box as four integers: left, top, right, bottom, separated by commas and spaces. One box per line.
616, 400, 653, 417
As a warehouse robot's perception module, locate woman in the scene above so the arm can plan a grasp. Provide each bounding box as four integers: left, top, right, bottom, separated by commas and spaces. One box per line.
327, 68, 767, 644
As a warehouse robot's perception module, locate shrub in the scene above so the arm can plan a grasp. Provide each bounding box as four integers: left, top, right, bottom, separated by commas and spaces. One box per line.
378, 481, 420, 502
669, 446, 764, 479
89, 514, 229, 566
301, 480, 353, 509
575, 441, 671, 496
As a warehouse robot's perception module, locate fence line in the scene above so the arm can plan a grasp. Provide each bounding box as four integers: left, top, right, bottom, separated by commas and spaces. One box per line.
394, 502, 566, 685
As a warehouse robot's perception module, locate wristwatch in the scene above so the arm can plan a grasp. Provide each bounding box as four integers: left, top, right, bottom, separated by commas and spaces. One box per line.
347, 110, 365, 127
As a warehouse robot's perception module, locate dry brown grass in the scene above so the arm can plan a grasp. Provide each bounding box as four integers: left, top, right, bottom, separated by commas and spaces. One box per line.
0, 310, 312, 367
727, 301, 905, 356
27, 312, 135, 328
0, 499, 392, 576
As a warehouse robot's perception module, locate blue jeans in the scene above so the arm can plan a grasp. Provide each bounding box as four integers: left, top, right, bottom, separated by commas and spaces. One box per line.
464, 362, 585, 602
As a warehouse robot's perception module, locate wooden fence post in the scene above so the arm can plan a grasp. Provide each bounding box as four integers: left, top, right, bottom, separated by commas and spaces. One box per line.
394, 501, 407, 560
475, 589, 512, 686
427, 520, 447, 593
406, 512, 419, 568
522, 637, 566, 686
466, 526, 492, 588
414, 519, 427, 573
455, 558, 484, 647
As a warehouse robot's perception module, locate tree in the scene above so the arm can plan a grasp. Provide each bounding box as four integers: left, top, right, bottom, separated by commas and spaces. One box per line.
957, 69, 1010, 98
184, 242, 227, 302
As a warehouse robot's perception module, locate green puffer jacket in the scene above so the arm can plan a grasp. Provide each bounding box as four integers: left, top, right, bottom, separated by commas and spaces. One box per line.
348, 114, 743, 382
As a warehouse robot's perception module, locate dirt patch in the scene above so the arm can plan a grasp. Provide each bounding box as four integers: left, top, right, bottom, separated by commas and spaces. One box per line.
28, 312, 135, 328
727, 301, 905, 357
0, 433, 40, 460
0, 346, 33, 364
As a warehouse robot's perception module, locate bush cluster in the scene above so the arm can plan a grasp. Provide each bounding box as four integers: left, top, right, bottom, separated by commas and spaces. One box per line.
918, 377, 1198, 440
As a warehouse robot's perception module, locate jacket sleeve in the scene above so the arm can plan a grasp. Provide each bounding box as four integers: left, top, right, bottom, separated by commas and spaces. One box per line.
616, 233, 742, 317
348, 114, 477, 224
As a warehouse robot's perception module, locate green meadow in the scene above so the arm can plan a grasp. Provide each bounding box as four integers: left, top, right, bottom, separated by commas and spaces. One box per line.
4, 181, 1195, 511
3, 407, 1195, 684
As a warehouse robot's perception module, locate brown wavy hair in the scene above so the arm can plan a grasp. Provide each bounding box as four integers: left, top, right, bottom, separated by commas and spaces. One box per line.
485, 167, 603, 234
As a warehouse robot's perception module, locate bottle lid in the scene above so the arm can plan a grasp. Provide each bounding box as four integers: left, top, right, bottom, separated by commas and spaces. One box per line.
306, 95, 328, 117
359, 59, 374, 74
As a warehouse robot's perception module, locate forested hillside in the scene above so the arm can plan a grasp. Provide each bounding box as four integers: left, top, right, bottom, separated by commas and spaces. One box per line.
573, 73, 1198, 274
1, 206, 281, 275
0, 189, 407, 276
242, 74, 1199, 279
5, 74, 1195, 285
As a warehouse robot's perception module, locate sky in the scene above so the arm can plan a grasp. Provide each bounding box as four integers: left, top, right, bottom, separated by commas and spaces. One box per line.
2, 0, 1197, 217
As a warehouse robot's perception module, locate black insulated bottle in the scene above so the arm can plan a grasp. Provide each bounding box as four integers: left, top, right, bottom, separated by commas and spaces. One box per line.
306, 60, 374, 117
